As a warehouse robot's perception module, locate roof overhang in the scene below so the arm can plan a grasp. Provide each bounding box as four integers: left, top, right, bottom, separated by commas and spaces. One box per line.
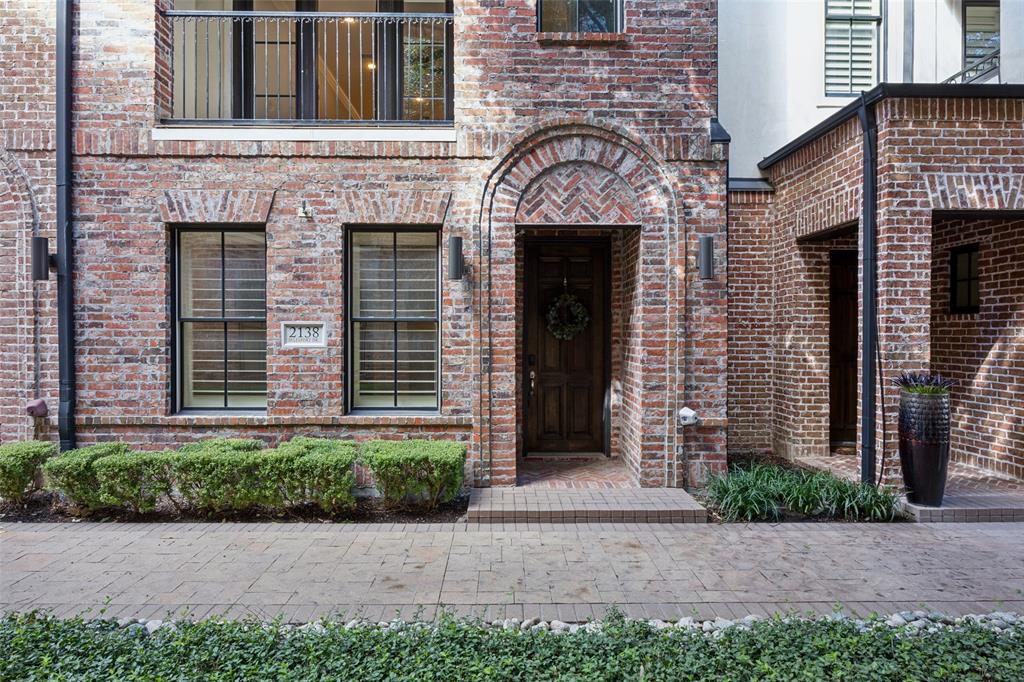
757, 83, 1024, 171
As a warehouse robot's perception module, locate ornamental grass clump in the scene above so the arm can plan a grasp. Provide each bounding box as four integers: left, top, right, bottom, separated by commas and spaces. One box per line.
892, 371, 956, 394
360, 439, 466, 510
42, 443, 131, 512
707, 463, 902, 522
0, 441, 56, 504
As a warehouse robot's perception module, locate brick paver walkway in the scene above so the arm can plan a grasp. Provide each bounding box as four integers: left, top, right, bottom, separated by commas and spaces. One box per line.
3, 521, 1023, 623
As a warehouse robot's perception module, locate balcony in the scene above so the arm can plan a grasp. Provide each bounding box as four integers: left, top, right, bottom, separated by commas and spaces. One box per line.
162, 9, 454, 126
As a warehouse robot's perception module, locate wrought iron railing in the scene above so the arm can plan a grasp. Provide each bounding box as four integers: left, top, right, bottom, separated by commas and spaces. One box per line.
942, 48, 1000, 85
163, 10, 454, 124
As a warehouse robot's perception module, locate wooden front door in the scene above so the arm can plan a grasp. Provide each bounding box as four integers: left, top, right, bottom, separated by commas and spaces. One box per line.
829, 250, 858, 444
524, 241, 608, 454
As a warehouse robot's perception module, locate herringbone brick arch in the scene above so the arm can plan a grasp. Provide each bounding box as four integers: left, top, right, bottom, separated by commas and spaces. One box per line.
515, 161, 640, 225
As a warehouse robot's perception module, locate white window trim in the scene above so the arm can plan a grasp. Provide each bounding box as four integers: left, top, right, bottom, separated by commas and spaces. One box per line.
151, 126, 457, 143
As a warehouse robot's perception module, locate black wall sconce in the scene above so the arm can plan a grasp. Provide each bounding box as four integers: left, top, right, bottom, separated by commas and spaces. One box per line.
448, 235, 464, 281
32, 236, 55, 281
698, 235, 715, 280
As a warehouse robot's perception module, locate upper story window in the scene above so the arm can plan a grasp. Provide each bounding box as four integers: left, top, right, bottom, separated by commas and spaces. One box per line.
167, 1, 454, 124
175, 228, 267, 411
963, 1, 1000, 78
824, 0, 880, 96
538, 0, 621, 33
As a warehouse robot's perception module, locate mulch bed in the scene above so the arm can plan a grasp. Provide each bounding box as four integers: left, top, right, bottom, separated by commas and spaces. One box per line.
0, 490, 469, 525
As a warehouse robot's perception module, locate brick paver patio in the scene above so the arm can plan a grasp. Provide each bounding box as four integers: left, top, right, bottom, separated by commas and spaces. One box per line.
3, 521, 1023, 623
517, 457, 634, 489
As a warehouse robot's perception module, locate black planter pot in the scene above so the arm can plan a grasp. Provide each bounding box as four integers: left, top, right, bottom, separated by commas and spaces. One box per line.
897, 391, 951, 507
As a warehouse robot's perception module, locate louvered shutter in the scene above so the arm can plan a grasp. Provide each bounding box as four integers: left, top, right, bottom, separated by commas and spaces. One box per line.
351, 230, 439, 410
825, 0, 880, 95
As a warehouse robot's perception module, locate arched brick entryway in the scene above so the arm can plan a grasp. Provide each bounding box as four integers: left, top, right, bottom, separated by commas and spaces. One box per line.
475, 121, 682, 487
0, 149, 41, 443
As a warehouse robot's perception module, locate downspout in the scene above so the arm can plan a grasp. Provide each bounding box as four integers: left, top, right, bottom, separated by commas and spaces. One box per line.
857, 94, 878, 484
56, 0, 76, 450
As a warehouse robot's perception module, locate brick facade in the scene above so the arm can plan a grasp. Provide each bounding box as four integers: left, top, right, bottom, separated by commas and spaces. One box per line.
931, 216, 1024, 480
0, 1, 728, 489
731, 96, 1024, 484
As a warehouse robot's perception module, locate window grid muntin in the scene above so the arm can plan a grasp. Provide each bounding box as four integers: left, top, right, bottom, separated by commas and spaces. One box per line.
949, 243, 980, 314
175, 227, 268, 411
347, 226, 440, 412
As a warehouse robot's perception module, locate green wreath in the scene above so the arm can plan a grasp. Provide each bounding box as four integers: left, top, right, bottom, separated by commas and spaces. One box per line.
545, 292, 590, 341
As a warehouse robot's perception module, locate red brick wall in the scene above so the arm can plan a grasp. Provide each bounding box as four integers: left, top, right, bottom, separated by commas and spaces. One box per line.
931, 216, 1024, 480
0, 1, 728, 489
726, 189, 773, 455
735, 97, 1024, 484
0, 0, 57, 444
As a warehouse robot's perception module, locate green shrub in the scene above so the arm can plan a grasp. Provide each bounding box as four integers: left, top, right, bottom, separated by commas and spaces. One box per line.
707, 463, 902, 522
4, 612, 1024, 682
95, 451, 177, 514
360, 439, 466, 509
706, 464, 783, 521
0, 441, 57, 503
43, 443, 130, 511
276, 437, 357, 512
178, 438, 264, 456
174, 446, 282, 512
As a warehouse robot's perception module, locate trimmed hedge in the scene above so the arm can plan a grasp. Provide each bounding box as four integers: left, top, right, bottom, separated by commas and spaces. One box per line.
42, 443, 131, 511
24, 436, 462, 516
0, 441, 56, 503
3, 612, 1024, 681
95, 451, 177, 514
275, 437, 358, 512
360, 439, 466, 509
37, 437, 363, 516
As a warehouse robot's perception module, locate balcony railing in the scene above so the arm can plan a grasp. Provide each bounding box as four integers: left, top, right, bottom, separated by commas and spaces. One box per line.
163, 10, 454, 125
942, 48, 1000, 85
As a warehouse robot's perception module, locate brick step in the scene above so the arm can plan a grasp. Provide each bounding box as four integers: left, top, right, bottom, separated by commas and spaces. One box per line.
467, 488, 707, 523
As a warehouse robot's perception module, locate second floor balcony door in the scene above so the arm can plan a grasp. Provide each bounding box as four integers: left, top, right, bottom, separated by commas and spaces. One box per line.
170, 0, 454, 124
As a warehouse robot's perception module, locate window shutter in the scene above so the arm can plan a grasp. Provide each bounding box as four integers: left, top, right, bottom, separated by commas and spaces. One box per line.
825, 0, 879, 95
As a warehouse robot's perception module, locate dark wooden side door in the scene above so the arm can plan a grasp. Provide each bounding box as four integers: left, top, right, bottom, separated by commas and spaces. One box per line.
525, 241, 608, 454
829, 250, 858, 444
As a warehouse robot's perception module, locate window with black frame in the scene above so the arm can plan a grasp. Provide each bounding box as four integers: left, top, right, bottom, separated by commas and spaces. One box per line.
963, 1, 1000, 78
348, 229, 439, 411
949, 244, 980, 314
176, 229, 267, 410
538, 0, 620, 33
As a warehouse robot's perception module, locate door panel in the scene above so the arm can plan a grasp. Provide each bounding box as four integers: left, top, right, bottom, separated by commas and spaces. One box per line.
525, 241, 608, 453
829, 250, 858, 444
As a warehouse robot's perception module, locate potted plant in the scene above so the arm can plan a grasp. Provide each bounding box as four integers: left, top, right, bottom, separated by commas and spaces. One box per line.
893, 372, 955, 507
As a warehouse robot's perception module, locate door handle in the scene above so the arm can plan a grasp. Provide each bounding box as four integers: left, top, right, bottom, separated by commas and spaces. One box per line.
529, 370, 536, 396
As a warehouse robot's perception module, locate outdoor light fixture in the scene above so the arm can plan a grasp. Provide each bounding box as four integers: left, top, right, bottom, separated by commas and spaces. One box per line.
31, 236, 53, 281
448, 235, 464, 281
698, 235, 714, 280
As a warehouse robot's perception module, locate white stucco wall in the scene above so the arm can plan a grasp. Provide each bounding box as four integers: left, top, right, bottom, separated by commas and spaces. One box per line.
718, 0, 1016, 178
1002, 0, 1024, 82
